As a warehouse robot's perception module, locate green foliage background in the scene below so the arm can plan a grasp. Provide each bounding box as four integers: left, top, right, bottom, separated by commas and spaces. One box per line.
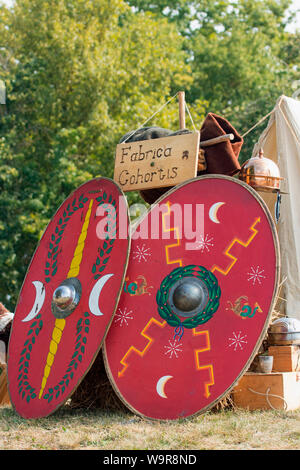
0, 0, 299, 309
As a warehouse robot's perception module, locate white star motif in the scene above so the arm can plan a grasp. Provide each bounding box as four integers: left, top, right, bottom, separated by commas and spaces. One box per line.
195, 234, 214, 253
164, 339, 183, 359
114, 307, 133, 327
247, 266, 266, 285
132, 244, 152, 263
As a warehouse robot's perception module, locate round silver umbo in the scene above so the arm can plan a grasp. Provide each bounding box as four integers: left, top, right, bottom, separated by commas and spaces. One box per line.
53, 285, 75, 309
51, 277, 82, 319
168, 276, 209, 318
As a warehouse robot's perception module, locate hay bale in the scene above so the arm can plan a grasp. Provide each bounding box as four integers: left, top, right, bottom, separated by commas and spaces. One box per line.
211, 393, 235, 412
69, 351, 127, 412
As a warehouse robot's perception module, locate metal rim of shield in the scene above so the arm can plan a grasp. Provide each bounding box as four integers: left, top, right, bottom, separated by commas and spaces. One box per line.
7, 177, 131, 419
103, 175, 280, 421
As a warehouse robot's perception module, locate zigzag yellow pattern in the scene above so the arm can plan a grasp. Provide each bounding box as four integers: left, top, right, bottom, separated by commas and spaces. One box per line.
211, 217, 260, 276
118, 317, 167, 377
193, 329, 214, 398
117, 201, 182, 379
38, 199, 94, 399
195, 364, 214, 399
162, 201, 182, 267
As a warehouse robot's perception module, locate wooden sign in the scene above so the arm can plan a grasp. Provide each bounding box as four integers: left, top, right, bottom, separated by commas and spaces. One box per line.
114, 132, 200, 192
104, 175, 280, 420
7, 177, 130, 419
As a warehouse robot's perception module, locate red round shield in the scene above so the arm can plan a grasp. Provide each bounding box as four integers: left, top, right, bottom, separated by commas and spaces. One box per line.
7, 177, 130, 418
103, 175, 280, 420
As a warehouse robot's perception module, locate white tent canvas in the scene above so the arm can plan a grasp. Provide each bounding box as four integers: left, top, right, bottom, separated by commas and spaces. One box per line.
252, 95, 300, 319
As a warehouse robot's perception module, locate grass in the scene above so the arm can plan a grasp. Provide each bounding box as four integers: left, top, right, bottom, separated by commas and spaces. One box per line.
0, 404, 299, 450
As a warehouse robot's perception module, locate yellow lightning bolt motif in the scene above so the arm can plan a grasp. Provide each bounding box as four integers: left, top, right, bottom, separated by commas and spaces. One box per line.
162, 201, 182, 267
118, 201, 182, 378
118, 317, 167, 377
211, 217, 260, 276
193, 329, 214, 398
38, 199, 94, 399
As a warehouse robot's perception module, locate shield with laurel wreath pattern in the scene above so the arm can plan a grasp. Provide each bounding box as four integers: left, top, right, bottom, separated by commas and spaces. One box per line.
104, 175, 280, 420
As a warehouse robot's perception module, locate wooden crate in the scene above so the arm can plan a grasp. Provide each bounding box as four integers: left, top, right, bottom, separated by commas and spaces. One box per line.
268, 345, 300, 372
233, 372, 300, 411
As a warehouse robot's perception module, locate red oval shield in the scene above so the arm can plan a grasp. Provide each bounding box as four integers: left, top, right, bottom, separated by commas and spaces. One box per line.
104, 176, 280, 420
8, 177, 130, 418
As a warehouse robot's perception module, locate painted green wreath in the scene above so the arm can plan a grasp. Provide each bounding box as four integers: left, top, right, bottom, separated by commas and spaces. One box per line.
156, 265, 221, 339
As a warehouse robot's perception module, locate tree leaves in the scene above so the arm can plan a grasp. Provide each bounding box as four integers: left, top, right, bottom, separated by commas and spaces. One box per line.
0, 0, 298, 310
0, 0, 189, 309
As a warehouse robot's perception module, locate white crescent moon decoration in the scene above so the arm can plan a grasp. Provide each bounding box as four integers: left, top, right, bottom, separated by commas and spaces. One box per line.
156, 375, 173, 399
209, 202, 225, 224
22, 281, 45, 322
89, 273, 114, 316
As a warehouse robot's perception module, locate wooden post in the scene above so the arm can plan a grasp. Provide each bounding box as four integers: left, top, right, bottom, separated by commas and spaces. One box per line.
200, 133, 234, 148
178, 91, 186, 130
